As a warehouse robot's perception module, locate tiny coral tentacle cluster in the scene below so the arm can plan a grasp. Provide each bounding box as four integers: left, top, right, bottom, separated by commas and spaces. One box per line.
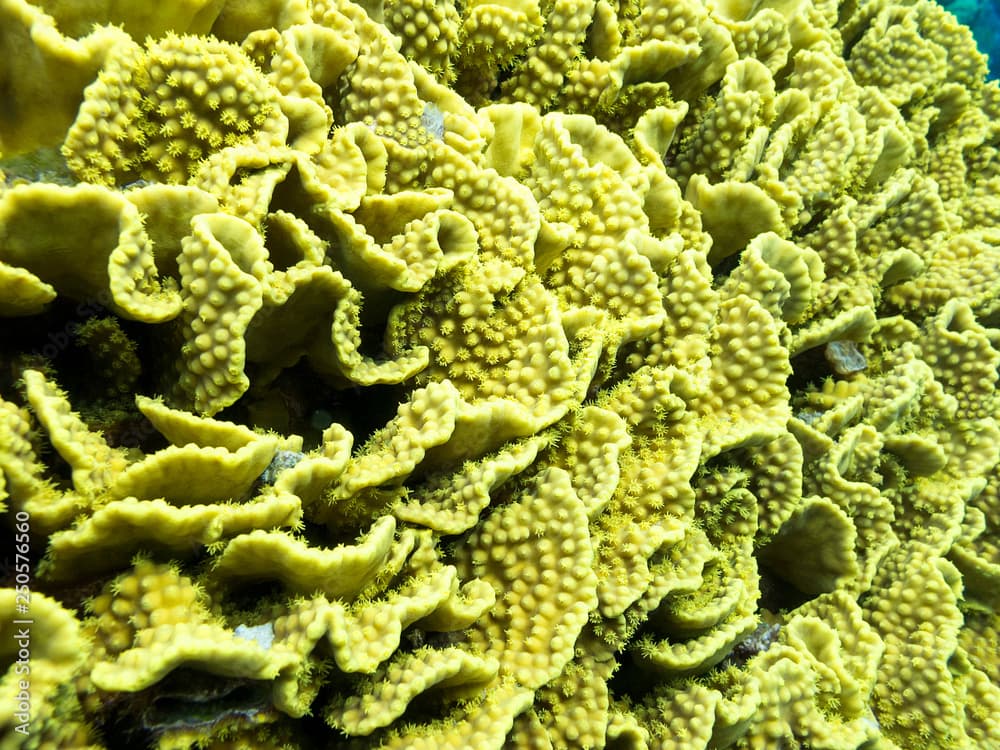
0, 0, 999, 748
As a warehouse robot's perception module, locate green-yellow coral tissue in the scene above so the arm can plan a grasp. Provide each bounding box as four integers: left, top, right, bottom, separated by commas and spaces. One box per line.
1, 0, 999, 747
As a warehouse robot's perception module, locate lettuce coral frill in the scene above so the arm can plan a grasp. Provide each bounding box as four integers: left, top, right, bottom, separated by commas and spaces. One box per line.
1, 0, 999, 748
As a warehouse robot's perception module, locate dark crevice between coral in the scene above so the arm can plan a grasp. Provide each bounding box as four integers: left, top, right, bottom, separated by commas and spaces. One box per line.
228, 360, 404, 452
38, 574, 110, 625
202, 577, 290, 624
0, 297, 170, 455
794, 207, 829, 238
605, 648, 674, 704
755, 562, 815, 614
93, 669, 294, 750
708, 245, 742, 282
0, 298, 96, 395
787, 343, 840, 397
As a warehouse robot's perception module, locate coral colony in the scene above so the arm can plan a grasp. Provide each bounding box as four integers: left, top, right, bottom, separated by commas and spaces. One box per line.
1, 0, 999, 748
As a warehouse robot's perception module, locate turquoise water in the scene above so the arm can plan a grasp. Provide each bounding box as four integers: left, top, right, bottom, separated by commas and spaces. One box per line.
937, 0, 1000, 79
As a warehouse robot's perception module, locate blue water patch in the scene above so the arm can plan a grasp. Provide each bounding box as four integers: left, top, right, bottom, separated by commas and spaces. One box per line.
937, 0, 1000, 79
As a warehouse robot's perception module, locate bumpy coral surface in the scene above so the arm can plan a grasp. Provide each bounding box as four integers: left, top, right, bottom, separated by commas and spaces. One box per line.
1, 0, 999, 748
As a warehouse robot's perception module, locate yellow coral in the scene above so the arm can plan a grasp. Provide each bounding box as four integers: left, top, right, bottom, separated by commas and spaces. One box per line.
456, 467, 598, 689
91, 620, 283, 692
86, 559, 209, 671
388, 256, 580, 424
21, 369, 129, 496
866, 543, 970, 748
0, 262, 57, 316
334, 0, 440, 157
108, 438, 278, 504
459, 0, 544, 77
522, 112, 668, 353
321, 381, 459, 511
531, 631, 616, 749
170, 212, 267, 413
888, 230, 1000, 322
29, 0, 225, 39
384, 0, 461, 83
394, 434, 547, 533
326, 647, 499, 735
243, 21, 359, 150
698, 294, 792, 457
41, 493, 302, 580
0, 392, 79, 531
0, 0, 132, 155
759, 495, 859, 593
0, 589, 95, 748
63, 32, 287, 186
501, 0, 597, 108
210, 516, 397, 596
0, 0, 999, 746
377, 682, 535, 750
846, 5, 948, 106
0, 183, 182, 322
